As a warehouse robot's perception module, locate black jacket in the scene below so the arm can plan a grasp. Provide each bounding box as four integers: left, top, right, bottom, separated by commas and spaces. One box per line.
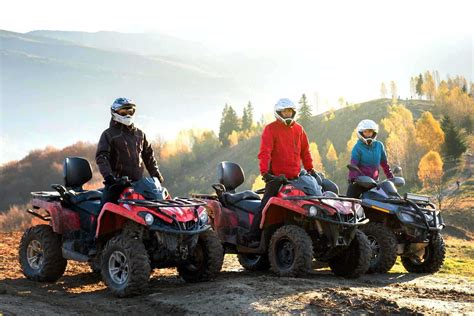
96, 120, 163, 182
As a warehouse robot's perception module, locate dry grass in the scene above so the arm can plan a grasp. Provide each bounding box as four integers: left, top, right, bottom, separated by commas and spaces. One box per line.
0, 205, 41, 233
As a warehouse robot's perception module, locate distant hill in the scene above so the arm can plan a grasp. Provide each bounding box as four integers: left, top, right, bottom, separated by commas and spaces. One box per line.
0, 98, 435, 212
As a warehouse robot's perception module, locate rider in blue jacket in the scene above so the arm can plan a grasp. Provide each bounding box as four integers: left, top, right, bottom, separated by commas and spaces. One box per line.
347, 119, 394, 198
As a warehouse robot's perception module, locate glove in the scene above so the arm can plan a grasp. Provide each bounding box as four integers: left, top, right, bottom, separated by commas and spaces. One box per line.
262, 173, 276, 183
104, 175, 117, 187
307, 168, 317, 177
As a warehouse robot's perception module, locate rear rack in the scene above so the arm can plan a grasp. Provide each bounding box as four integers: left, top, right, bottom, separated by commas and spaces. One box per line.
117, 197, 206, 208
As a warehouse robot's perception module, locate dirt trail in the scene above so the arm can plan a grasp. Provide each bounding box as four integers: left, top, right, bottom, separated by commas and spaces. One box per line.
1, 232, 473, 315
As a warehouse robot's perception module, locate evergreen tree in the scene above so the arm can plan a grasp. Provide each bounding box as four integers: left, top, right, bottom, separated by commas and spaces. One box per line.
297, 94, 312, 128
219, 104, 240, 147
241, 101, 254, 132
441, 115, 467, 161
416, 74, 424, 98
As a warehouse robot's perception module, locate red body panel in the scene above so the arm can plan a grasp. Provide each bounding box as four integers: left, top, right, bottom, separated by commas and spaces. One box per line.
207, 184, 357, 232
31, 198, 80, 234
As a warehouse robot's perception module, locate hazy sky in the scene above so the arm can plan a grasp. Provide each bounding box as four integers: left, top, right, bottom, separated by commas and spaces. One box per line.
1, 0, 473, 164
2, 0, 472, 51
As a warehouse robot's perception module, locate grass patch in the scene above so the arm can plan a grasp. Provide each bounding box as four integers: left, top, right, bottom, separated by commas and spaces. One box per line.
389, 236, 474, 279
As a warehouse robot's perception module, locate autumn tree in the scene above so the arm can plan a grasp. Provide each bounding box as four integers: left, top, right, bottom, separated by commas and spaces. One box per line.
390, 81, 398, 102
422, 71, 436, 101
380, 82, 387, 98
325, 140, 338, 177
381, 104, 418, 183
418, 151, 443, 191
415, 112, 445, 153
251, 175, 265, 191
297, 94, 312, 128
309, 142, 325, 172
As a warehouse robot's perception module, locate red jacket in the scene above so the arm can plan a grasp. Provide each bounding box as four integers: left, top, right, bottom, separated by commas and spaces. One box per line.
258, 120, 313, 179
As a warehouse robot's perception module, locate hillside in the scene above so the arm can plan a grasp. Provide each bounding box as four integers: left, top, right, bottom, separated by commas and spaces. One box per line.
0, 98, 440, 212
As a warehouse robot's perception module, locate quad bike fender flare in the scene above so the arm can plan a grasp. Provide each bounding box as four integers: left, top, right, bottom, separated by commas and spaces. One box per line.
29, 198, 80, 234
95, 202, 146, 237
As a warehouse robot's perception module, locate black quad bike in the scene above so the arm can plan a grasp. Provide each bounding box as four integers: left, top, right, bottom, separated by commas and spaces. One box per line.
196, 162, 372, 279
347, 164, 446, 274
19, 157, 223, 297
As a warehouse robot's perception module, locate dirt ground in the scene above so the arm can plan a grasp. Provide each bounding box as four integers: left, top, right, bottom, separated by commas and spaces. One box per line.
0, 232, 473, 315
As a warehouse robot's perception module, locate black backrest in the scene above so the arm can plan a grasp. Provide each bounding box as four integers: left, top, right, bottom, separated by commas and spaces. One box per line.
217, 161, 245, 192
64, 157, 93, 189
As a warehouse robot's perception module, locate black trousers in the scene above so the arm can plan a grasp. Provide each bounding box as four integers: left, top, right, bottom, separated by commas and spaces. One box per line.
346, 182, 367, 198
249, 179, 284, 234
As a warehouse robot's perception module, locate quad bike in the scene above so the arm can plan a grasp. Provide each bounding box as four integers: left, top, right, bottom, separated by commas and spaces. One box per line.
194, 161, 371, 279
19, 157, 223, 297
347, 164, 446, 274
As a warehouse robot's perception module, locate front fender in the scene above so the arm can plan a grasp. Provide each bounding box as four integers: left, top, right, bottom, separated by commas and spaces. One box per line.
96, 202, 146, 237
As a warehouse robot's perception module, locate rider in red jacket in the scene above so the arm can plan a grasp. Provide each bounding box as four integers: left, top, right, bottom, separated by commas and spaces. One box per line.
246, 98, 315, 243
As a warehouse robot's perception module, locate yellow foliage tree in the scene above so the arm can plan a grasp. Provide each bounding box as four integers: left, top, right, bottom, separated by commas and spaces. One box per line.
422, 71, 436, 101
228, 130, 239, 147
325, 141, 338, 162
251, 175, 266, 191
381, 104, 418, 182
415, 112, 445, 152
418, 151, 443, 189
309, 142, 325, 172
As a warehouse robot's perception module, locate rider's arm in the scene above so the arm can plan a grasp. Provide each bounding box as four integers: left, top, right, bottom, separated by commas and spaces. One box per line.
96, 131, 114, 179
141, 133, 164, 182
300, 128, 314, 171
257, 125, 273, 174
380, 143, 394, 179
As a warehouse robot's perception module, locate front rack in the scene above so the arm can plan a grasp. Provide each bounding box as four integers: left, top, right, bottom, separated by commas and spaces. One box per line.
117, 197, 207, 208
283, 196, 361, 203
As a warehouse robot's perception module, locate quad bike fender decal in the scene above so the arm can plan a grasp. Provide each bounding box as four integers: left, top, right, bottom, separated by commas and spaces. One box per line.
260, 197, 307, 228
96, 202, 146, 237
371, 205, 391, 213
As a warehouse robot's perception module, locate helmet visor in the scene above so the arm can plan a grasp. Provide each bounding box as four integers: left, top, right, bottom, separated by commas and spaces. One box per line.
117, 106, 136, 116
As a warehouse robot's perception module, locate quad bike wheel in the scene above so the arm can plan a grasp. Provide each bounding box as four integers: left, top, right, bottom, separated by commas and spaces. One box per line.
361, 223, 398, 273
328, 230, 371, 278
238, 253, 270, 271
268, 225, 313, 277
177, 230, 224, 282
401, 233, 446, 273
101, 234, 150, 297
19, 225, 67, 282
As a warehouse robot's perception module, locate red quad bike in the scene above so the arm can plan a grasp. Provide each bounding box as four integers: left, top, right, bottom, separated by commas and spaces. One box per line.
195, 162, 372, 278
19, 157, 223, 297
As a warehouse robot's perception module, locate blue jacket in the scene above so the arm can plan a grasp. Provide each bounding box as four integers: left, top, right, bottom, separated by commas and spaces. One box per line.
349, 140, 393, 181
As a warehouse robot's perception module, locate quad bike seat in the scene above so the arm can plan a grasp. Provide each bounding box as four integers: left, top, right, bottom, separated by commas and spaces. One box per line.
232, 199, 261, 214
217, 161, 262, 208
62, 157, 104, 215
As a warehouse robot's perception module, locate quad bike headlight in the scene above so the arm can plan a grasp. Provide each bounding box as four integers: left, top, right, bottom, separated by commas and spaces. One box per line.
355, 205, 365, 219
308, 206, 319, 217
144, 213, 154, 225
199, 210, 209, 224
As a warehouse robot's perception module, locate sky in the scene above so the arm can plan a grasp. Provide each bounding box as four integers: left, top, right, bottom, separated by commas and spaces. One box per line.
0, 0, 473, 164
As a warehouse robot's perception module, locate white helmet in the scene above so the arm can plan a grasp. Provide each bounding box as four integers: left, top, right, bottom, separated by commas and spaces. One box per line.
274, 98, 297, 126
111, 97, 136, 126
356, 119, 379, 145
